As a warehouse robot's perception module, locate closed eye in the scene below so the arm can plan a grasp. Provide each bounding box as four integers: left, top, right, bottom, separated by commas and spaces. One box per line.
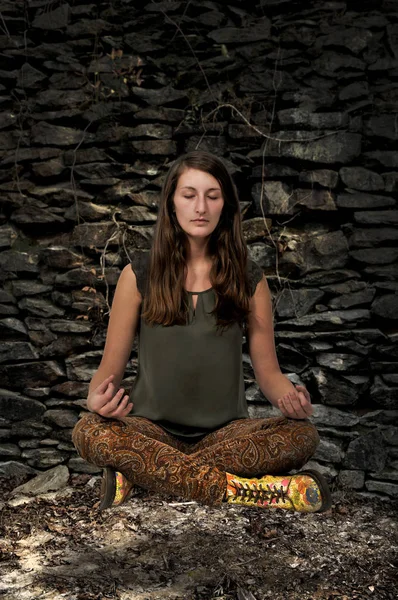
184, 196, 219, 200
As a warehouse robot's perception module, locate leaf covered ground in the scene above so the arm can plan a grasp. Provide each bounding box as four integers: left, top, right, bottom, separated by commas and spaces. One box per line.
0, 475, 397, 600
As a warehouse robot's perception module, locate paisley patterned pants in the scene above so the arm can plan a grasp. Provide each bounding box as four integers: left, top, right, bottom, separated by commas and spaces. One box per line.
72, 413, 320, 506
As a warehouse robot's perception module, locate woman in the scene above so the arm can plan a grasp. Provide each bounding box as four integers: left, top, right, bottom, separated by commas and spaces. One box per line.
72, 150, 331, 513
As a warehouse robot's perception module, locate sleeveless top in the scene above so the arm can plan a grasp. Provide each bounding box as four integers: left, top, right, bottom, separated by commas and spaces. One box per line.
129, 252, 264, 440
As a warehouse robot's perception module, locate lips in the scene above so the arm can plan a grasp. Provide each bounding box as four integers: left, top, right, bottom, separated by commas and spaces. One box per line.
192, 220, 208, 222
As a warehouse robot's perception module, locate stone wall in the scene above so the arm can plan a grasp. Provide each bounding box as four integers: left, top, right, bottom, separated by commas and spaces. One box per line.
0, 0, 397, 498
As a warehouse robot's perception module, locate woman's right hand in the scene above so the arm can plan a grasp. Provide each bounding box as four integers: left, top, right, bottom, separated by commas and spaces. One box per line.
86, 374, 133, 419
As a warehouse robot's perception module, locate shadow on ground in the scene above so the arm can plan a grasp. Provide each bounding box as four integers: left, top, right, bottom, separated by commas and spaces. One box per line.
0, 478, 397, 600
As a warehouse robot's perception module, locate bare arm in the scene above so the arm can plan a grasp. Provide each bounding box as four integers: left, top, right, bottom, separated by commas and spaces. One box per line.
247, 276, 313, 419
86, 263, 142, 419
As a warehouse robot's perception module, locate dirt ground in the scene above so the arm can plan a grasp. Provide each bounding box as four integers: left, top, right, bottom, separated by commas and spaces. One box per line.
0, 475, 397, 600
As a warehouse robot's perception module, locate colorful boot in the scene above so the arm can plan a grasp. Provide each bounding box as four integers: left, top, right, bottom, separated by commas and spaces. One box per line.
99, 467, 134, 511
225, 469, 332, 513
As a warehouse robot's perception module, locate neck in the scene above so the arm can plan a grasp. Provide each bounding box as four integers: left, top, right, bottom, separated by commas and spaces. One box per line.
185, 238, 212, 266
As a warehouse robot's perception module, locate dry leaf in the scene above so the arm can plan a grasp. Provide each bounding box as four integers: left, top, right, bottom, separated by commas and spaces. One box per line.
262, 528, 278, 539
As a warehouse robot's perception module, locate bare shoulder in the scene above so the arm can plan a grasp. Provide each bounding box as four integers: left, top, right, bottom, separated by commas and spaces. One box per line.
250, 273, 271, 302
248, 274, 273, 331
98, 264, 142, 377
116, 263, 143, 304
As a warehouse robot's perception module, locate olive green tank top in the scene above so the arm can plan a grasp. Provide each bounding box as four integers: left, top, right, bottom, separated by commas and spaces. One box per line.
129, 252, 264, 440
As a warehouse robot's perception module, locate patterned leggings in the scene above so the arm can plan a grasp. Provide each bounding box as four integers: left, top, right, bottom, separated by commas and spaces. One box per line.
72, 413, 320, 506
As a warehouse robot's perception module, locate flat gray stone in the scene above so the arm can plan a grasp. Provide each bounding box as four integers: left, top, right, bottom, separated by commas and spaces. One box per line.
278, 109, 348, 128
18, 297, 65, 318
348, 227, 398, 248
339, 167, 384, 191
313, 438, 344, 463
344, 430, 387, 471
0, 390, 46, 421
363, 151, 398, 168
337, 192, 395, 209
315, 352, 364, 371
350, 248, 398, 265
21, 448, 69, 469
242, 218, 273, 244
275, 289, 324, 319
365, 114, 398, 140
0, 443, 21, 458
365, 480, 398, 497
308, 368, 361, 407
65, 350, 104, 382
295, 188, 337, 211
31, 122, 95, 146
11, 420, 52, 438
252, 180, 294, 215
316, 27, 372, 54
295, 459, 337, 483
369, 468, 398, 482
279, 309, 370, 328
44, 409, 79, 428
208, 17, 271, 44
0, 250, 39, 273
0, 361, 65, 390
339, 81, 369, 100
0, 341, 39, 365
338, 470, 365, 489
311, 404, 359, 427
299, 169, 339, 188
10, 465, 69, 496
256, 131, 362, 164
17, 63, 47, 88
371, 295, 398, 321
32, 4, 71, 29
354, 210, 398, 225
381, 426, 398, 446
313, 51, 365, 76
68, 457, 102, 474
247, 243, 276, 270
0, 460, 37, 485
328, 287, 376, 310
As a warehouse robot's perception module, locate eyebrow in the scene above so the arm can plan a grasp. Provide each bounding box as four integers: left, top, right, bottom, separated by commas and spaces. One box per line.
179, 186, 221, 192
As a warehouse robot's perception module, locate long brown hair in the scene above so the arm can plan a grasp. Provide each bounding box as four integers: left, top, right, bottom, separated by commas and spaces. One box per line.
141, 150, 252, 334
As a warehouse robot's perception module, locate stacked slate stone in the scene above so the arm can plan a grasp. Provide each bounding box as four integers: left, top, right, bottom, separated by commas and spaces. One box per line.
0, 0, 397, 498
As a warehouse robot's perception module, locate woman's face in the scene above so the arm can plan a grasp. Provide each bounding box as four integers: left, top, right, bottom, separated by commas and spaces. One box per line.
172, 168, 224, 240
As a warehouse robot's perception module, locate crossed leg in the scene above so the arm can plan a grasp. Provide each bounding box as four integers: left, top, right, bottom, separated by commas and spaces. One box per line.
71, 413, 320, 507
187, 416, 320, 476
72, 413, 226, 506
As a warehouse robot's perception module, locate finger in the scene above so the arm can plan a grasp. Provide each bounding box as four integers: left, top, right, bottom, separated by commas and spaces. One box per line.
297, 391, 313, 417
294, 386, 313, 416
277, 398, 290, 418
286, 392, 307, 419
103, 381, 117, 401
106, 396, 131, 419
107, 388, 126, 412
93, 382, 115, 410
94, 382, 117, 410
295, 385, 311, 402
99, 388, 125, 415
278, 396, 299, 419
113, 399, 133, 419
290, 392, 310, 419
95, 374, 114, 394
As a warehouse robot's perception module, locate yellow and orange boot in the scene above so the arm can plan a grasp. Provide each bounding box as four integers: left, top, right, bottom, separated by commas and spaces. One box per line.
225, 469, 332, 513
99, 467, 134, 511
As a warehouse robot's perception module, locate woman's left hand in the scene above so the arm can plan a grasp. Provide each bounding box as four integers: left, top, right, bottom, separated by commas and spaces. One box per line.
277, 385, 313, 420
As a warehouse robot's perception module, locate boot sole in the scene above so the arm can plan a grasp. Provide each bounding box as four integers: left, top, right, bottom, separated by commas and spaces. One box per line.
298, 469, 332, 513
99, 467, 116, 511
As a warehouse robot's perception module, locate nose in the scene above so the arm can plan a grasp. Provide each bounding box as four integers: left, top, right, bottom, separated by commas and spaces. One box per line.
195, 194, 207, 214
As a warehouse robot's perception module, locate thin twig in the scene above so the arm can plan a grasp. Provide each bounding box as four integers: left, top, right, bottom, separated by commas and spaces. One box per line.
206, 102, 345, 144
159, 10, 216, 103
